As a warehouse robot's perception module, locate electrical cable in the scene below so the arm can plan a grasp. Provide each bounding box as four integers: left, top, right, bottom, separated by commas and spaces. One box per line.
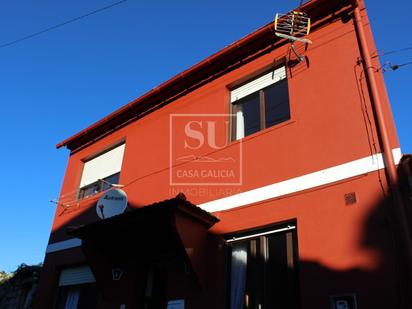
396, 60, 412, 68
54, 140, 242, 210
0, 0, 128, 49
375, 46, 412, 58
380, 60, 412, 72
356, 65, 387, 196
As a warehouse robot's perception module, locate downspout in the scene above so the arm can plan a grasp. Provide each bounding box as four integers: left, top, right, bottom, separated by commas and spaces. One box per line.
353, 0, 412, 302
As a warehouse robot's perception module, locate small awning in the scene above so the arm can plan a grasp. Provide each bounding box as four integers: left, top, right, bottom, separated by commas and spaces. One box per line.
68, 195, 219, 301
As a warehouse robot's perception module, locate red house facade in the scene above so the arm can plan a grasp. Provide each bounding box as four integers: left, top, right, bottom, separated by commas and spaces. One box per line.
34, 0, 412, 308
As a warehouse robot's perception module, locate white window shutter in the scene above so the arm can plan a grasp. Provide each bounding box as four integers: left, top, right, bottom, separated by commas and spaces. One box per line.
58, 266, 96, 286
80, 144, 125, 187
230, 66, 286, 103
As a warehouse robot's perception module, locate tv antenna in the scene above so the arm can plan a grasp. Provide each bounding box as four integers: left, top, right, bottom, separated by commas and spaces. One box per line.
274, 9, 312, 62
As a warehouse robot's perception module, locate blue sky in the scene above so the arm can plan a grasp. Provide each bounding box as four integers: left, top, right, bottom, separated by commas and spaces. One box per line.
0, 0, 411, 272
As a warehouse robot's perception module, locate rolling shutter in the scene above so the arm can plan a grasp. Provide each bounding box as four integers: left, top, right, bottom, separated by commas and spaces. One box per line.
58, 266, 96, 286
230, 66, 286, 103
80, 144, 125, 188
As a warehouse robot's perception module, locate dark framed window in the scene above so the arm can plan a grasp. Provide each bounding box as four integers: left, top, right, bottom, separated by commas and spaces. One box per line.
56, 266, 97, 309
231, 66, 290, 140
78, 143, 125, 200
78, 172, 120, 200
226, 223, 299, 309
56, 283, 98, 309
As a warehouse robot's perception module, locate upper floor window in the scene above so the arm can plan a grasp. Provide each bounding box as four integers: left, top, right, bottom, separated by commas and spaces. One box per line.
230, 66, 290, 140
78, 143, 125, 199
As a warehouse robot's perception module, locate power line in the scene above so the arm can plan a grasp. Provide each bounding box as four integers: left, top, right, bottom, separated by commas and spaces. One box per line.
0, 0, 128, 49
374, 46, 412, 58
380, 60, 412, 72
396, 60, 412, 68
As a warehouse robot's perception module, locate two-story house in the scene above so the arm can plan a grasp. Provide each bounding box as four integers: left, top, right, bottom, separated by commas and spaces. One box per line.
34, 0, 412, 308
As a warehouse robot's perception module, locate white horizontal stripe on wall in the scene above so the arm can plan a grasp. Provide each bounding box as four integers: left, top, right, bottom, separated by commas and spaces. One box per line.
59, 266, 95, 286
199, 148, 402, 213
46, 148, 401, 254
230, 66, 286, 103
46, 238, 82, 254
80, 143, 125, 187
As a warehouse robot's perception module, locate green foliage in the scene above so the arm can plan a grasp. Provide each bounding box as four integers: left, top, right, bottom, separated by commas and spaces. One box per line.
0, 270, 12, 284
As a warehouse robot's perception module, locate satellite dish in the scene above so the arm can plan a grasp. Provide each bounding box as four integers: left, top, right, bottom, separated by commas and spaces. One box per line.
96, 189, 127, 219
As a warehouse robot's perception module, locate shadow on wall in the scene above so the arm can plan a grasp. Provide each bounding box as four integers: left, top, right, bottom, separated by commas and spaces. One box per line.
34, 174, 412, 309
300, 193, 411, 309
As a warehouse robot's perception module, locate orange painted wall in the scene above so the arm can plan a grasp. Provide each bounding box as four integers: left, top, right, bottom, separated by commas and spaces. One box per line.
51, 4, 397, 235
39, 2, 402, 308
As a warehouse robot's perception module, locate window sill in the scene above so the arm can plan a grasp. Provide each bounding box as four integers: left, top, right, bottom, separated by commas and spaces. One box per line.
230, 119, 296, 145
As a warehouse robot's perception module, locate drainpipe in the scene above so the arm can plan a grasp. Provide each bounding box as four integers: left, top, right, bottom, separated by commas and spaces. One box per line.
353, 0, 412, 302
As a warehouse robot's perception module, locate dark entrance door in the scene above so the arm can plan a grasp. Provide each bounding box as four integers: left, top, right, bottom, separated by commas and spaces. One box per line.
143, 267, 168, 309
227, 224, 300, 309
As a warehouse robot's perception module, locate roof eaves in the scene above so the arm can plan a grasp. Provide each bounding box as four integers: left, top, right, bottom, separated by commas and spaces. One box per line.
57, 0, 350, 151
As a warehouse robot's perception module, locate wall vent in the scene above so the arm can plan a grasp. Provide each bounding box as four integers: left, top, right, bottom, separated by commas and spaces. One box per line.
344, 192, 357, 205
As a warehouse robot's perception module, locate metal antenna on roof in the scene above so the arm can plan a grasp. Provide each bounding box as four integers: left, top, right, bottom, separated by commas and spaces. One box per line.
274, 6, 312, 62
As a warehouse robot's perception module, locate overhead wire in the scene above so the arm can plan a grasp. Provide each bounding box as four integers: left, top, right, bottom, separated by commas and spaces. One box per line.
374, 46, 412, 58
53, 137, 246, 209
50, 2, 410, 209
395, 60, 412, 69
354, 63, 386, 196
379, 60, 412, 72
0, 0, 128, 49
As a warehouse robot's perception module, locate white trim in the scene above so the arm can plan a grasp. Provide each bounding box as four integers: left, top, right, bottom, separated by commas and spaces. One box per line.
199, 148, 402, 212
230, 66, 286, 102
46, 148, 402, 253
46, 238, 82, 254
393, 147, 402, 164
235, 111, 245, 140
226, 225, 296, 243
